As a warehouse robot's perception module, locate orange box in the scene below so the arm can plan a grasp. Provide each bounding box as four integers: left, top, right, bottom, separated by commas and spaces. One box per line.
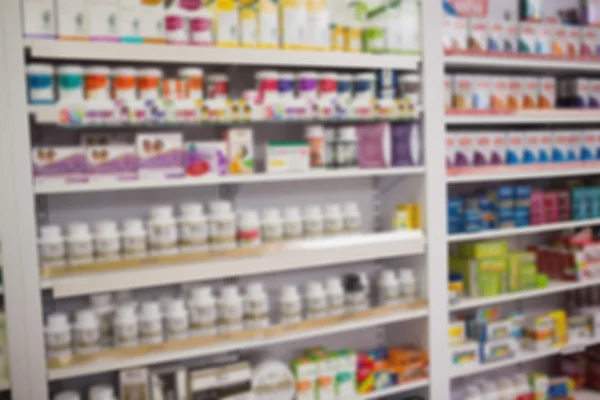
388, 347, 429, 383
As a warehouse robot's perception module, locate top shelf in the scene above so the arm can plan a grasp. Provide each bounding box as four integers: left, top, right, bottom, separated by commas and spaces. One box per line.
24, 39, 421, 70
445, 51, 600, 72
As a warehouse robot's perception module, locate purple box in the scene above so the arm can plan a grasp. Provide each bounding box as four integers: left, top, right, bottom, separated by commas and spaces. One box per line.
87, 145, 138, 182
136, 133, 185, 180
390, 123, 423, 167
32, 146, 89, 185
357, 123, 391, 168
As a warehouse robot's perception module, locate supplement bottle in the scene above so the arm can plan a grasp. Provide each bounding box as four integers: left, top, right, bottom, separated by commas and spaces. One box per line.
57, 65, 84, 103
218, 285, 244, 334
325, 277, 345, 316
303, 205, 324, 238
147, 205, 178, 256
324, 128, 337, 168
179, 67, 204, 101
305, 281, 327, 319
93, 220, 121, 262
188, 286, 217, 337
121, 219, 147, 259
279, 284, 302, 325
39, 224, 66, 268
89, 385, 116, 400
113, 305, 139, 348
304, 125, 325, 168
324, 203, 344, 235
209, 201, 236, 252
138, 68, 163, 101
243, 282, 270, 329
378, 269, 400, 306
165, 298, 189, 341
66, 222, 94, 265
261, 208, 283, 243
342, 202, 362, 232
54, 392, 81, 400
90, 293, 114, 348
45, 312, 72, 361
178, 202, 209, 253
283, 206, 303, 240
399, 269, 417, 302
238, 210, 262, 247
138, 301, 164, 345
85, 66, 111, 100
26, 64, 55, 105
255, 70, 279, 104
344, 274, 368, 313
336, 126, 358, 168
74, 309, 100, 355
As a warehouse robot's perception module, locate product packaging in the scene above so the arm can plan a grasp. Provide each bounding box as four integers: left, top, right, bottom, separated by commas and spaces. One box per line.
140, 0, 165, 43
538, 24, 553, 55
306, 0, 329, 50
467, 18, 488, 52
136, 133, 185, 179
265, 141, 310, 173
453, 133, 474, 167
86, 145, 138, 182
538, 77, 556, 109
240, 0, 258, 47
453, 75, 474, 110
293, 358, 317, 399
518, 23, 539, 54
225, 128, 254, 174
150, 366, 187, 399
581, 26, 599, 57
520, 0, 542, 20
566, 26, 582, 57
445, 74, 452, 109
491, 76, 509, 110
390, 123, 423, 166
119, 0, 142, 43
357, 123, 391, 168
522, 77, 539, 109
280, 0, 308, 49
582, 0, 600, 25
479, 338, 517, 363
506, 132, 524, 165
23, 0, 56, 38
120, 368, 150, 400
553, 25, 568, 56
89, 0, 119, 41
32, 146, 89, 184
214, 0, 240, 47
57, 0, 89, 40
257, 0, 279, 48
443, 16, 468, 51
590, 79, 600, 107
473, 76, 491, 110
185, 141, 228, 176
508, 77, 523, 109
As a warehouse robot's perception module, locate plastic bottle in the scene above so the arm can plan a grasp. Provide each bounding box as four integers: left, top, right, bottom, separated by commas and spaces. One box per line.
179, 67, 204, 101
324, 203, 344, 235
481, 381, 500, 400
190, 8, 213, 45
255, 70, 279, 104
398, 269, 417, 302
283, 206, 303, 240
497, 378, 517, 400
73, 309, 100, 355
57, 65, 84, 103
89, 294, 114, 348
336, 126, 358, 168
303, 205, 324, 238
165, 298, 189, 341
378, 269, 400, 306
188, 286, 217, 337
464, 386, 483, 400
39, 224, 66, 268
147, 205, 178, 256
207, 74, 229, 100
45, 312, 72, 361
85, 66, 111, 100
354, 73, 376, 100
342, 202, 362, 232
344, 274, 368, 313
88, 385, 116, 400
138, 68, 163, 101
165, 7, 188, 44
243, 282, 270, 329
112, 67, 138, 102
115, 290, 137, 309
113, 305, 139, 348
66, 222, 94, 265
178, 202, 209, 253
121, 219, 147, 259
305, 281, 327, 319
218, 285, 244, 334
279, 284, 302, 324
209, 201, 237, 252
54, 391, 81, 400
26, 64, 55, 105
325, 277, 345, 316
304, 125, 325, 169
138, 301, 164, 345
324, 128, 337, 168
238, 210, 262, 248
93, 220, 121, 262
261, 208, 283, 243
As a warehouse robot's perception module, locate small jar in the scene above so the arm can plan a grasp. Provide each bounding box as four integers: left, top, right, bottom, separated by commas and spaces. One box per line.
305, 281, 327, 320
283, 206, 303, 240
166, 7, 188, 44
378, 269, 400, 306
325, 277, 345, 316
255, 70, 279, 104
113, 305, 139, 348
343, 202, 362, 232
138, 68, 163, 101
261, 208, 283, 243
336, 126, 358, 168
279, 284, 302, 325
178, 202, 209, 253
89, 385, 116, 400
354, 72, 376, 100
344, 274, 368, 313
26, 64, 55, 105
39, 225, 66, 268
298, 72, 318, 101
89, 293, 114, 348
318, 72, 337, 101
93, 220, 121, 262
336, 73, 353, 105
304, 125, 325, 169
188, 286, 217, 337
324, 128, 337, 169
218, 285, 244, 334
74, 309, 100, 355
57, 65, 84, 103
303, 205, 324, 238
66, 222, 94, 266
116, 291, 138, 309
138, 301, 164, 345
190, 8, 213, 45
207, 74, 229, 100
148, 206, 179, 256
112, 67, 137, 102
121, 219, 147, 259
237, 210, 262, 248
399, 269, 417, 302
278, 72, 295, 101
165, 298, 189, 341
243, 282, 270, 329
323, 203, 344, 236
85, 66, 111, 100
209, 201, 236, 252
45, 313, 72, 361
179, 67, 204, 101
54, 392, 81, 400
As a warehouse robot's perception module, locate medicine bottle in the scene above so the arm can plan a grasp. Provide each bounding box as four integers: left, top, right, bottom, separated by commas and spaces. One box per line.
324, 203, 344, 235
39, 224, 66, 268
165, 298, 189, 341
261, 208, 283, 243
238, 210, 262, 248
209, 201, 236, 252
243, 282, 270, 329
188, 286, 217, 337
305, 281, 327, 320
66, 222, 94, 265
121, 219, 147, 259
398, 269, 417, 302
324, 128, 337, 168
93, 220, 121, 262
279, 284, 302, 325
89, 385, 117, 400
138, 301, 164, 345
304, 125, 325, 169
344, 274, 368, 313
54, 391, 81, 400
178, 202, 209, 253
378, 269, 400, 306
218, 285, 244, 334
147, 205, 178, 256
116, 290, 138, 310
303, 205, 324, 238
336, 126, 358, 168
283, 206, 303, 240
45, 312, 72, 361
89, 293, 114, 348
113, 305, 139, 348
74, 309, 100, 355
343, 202, 362, 232
325, 277, 345, 316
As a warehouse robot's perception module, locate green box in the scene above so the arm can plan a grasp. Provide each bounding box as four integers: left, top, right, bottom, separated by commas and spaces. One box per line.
508, 252, 537, 292
331, 349, 357, 397
292, 358, 318, 400
451, 257, 507, 298
458, 241, 508, 260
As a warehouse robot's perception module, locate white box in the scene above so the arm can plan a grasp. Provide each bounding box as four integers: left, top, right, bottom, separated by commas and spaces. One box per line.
119, 0, 142, 41
23, 0, 56, 38
265, 142, 310, 173
453, 75, 474, 110
568, 130, 582, 162
538, 77, 556, 109
506, 132, 524, 165
140, 0, 165, 41
89, 0, 119, 40
136, 133, 184, 180
523, 132, 539, 164
538, 131, 553, 163
443, 16, 468, 51
57, 0, 89, 39
582, 130, 597, 161
553, 130, 571, 163
468, 18, 488, 52
522, 77, 539, 109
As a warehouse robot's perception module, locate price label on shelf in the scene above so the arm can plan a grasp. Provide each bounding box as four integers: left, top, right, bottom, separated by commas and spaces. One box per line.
447, 0, 488, 17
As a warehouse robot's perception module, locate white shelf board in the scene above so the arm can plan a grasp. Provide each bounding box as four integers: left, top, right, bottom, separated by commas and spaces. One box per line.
360, 380, 429, 399
446, 111, 600, 125
448, 218, 600, 242
445, 54, 600, 72
35, 167, 426, 194
450, 277, 600, 312
44, 231, 426, 298
47, 307, 428, 380
447, 165, 600, 184
25, 39, 420, 70
575, 390, 600, 400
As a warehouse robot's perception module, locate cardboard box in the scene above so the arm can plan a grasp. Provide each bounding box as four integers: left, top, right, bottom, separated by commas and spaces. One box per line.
225, 128, 254, 174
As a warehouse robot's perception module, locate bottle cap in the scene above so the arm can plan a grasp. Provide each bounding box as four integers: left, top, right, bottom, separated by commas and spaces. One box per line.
221, 285, 240, 298
122, 219, 146, 234
139, 68, 163, 78
149, 205, 174, 220
76, 309, 98, 326
343, 274, 364, 293
90, 293, 112, 309
94, 220, 118, 235
47, 312, 69, 327
40, 225, 62, 239
304, 205, 322, 218
305, 125, 324, 139
88, 385, 115, 400
113, 67, 137, 77
262, 208, 281, 221
190, 286, 214, 301
283, 206, 301, 219
246, 282, 265, 296
338, 126, 357, 141
54, 391, 81, 400
178, 67, 204, 77
306, 281, 324, 295
343, 202, 360, 215
209, 200, 232, 215
326, 277, 344, 293
324, 204, 342, 216
139, 301, 161, 318
180, 202, 204, 218
67, 222, 91, 237
280, 284, 299, 298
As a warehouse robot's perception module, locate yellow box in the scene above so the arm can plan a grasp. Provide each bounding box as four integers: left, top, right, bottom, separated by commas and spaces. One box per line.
549, 309, 567, 348
393, 203, 421, 230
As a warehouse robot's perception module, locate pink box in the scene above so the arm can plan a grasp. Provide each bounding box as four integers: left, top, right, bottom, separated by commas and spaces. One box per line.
581, 27, 599, 57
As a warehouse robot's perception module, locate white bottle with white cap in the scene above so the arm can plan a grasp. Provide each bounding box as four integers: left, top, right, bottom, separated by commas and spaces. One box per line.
209, 201, 236, 252
323, 203, 344, 236
165, 298, 189, 341
303, 205, 324, 238
305, 281, 327, 320
336, 126, 358, 168
398, 269, 417, 302
326, 277, 345, 316
74, 309, 100, 355
121, 219, 147, 259
283, 206, 303, 240
93, 220, 121, 262
238, 210, 262, 248
39, 225, 66, 268
45, 312, 72, 361
342, 202, 362, 233
147, 205, 178, 256
66, 222, 94, 265
88, 385, 116, 400
188, 286, 217, 337
113, 305, 139, 348
279, 284, 302, 325
54, 391, 81, 400
261, 208, 283, 243
378, 269, 400, 306
138, 301, 164, 345
178, 202, 209, 254
89, 293, 114, 348
218, 285, 243, 334
243, 282, 270, 329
